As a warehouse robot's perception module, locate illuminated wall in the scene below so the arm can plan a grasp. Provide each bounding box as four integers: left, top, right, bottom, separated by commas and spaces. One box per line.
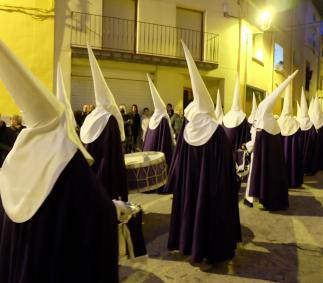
0, 1, 55, 117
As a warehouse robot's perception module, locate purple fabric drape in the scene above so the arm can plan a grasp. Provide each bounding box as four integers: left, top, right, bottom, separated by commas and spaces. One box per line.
86, 115, 128, 201
248, 130, 289, 211
166, 120, 241, 263
142, 117, 173, 168
301, 126, 320, 175
282, 130, 304, 188
223, 119, 251, 151
0, 151, 119, 283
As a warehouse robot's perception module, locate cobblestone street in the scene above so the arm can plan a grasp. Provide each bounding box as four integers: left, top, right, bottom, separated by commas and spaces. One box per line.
120, 172, 323, 283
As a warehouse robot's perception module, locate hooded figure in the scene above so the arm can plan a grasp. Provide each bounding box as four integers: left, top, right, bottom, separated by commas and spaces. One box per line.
142, 74, 175, 167
80, 45, 127, 201
277, 84, 303, 188
311, 95, 323, 170
214, 89, 224, 124
222, 74, 250, 151
297, 88, 319, 175
244, 70, 298, 211
0, 41, 118, 282
247, 92, 258, 125
165, 41, 241, 263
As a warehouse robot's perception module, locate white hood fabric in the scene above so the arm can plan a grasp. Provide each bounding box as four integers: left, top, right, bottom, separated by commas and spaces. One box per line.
297, 87, 313, 131
0, 40, 80, 223
308, 96, 314, 122
181, 41, 218, 146
247, 92, 258, 124
277, 84, 300, 136
80, 45, 125, 144
56, 64, 94, 164
255, 70, 299, 135
146, 74, 169, 129
214, 89, 224, 124
311, 95, 323, 130
223, 74, 246, 128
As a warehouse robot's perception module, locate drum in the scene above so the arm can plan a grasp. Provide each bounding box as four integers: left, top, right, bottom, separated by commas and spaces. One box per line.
124, 151, 167, 192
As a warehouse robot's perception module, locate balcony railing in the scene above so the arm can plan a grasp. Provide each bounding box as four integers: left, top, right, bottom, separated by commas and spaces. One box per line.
71, 12, 219, 64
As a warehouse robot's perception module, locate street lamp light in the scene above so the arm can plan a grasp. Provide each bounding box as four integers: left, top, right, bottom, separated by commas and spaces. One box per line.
259, 10, 272, 31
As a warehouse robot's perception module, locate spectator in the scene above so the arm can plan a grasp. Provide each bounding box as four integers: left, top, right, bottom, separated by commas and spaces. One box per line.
120, 105, 132, 153
9, 115, 25, 134
141, 107, 150, 142
130, 104, 141, 152
0, 119, 18, 167
167, 103, 182, 139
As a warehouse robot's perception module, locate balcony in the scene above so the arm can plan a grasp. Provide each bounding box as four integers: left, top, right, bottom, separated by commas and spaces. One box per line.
71, 12, 219, 70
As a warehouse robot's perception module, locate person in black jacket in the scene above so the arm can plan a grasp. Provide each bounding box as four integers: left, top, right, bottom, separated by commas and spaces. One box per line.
130, 104, 141, 152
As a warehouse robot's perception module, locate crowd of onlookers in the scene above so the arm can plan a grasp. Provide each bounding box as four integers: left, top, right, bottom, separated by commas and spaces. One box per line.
0, 102, 184, 165
0, 114, 26, 166
76, 103, 184, 153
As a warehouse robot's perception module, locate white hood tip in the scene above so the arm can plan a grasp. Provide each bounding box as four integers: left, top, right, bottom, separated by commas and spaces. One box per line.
255, 70, 299, 135
82, 45, 125, 142
181, 40, 218, 146
0, 40, 78, 223
146, 73, 169, 130
277, 83, 300, 136
223, 73, 246, 128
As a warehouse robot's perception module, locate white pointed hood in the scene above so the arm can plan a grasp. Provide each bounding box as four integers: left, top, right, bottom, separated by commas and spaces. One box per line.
311, 95, 323, 130
255, 70, 299, 135
214, 89, 224, 124
297, 87, 313, 131
146, 74, 168, 129
296, 101, 301, 121
248, 92, 258, 124
80, 45, 125, 143
277, 84, 300, 136
56, 64, 94, 164
308, 96, 314, 121
0, 40, 80, 223
223, 74, 246, 128
181, 41, 218, 146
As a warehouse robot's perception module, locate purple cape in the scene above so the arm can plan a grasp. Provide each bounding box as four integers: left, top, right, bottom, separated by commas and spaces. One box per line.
0, 151, 118, 283
223, 118, 251, 151
282, 130, 304, 188
86, 115, 128, 201
142, 117, 173, 167
301, 126, 320, 175
248, 130, 289, 211
166, 120, 241, 263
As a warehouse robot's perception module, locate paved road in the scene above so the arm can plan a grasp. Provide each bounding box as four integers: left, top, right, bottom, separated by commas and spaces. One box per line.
120, 172, 323, 283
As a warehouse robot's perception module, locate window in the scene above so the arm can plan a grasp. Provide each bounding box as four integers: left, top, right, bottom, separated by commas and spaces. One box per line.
274, 43, 284, 71
176, 7, 203, 60
252, 33, 264, 63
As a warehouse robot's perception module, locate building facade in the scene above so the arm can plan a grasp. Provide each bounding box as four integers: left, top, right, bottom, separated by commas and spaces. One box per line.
0, 0, 322, 117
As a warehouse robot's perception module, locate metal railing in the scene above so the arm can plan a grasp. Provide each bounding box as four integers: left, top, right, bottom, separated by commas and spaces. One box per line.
71, 12, 219, 63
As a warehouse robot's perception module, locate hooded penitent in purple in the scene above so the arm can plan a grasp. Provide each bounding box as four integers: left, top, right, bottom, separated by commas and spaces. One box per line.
0, 41, 118, 282
277, 84, 303, 188
246, 70, 299, 210
223, 74, 251, 151
166, 42, 241, 263
311, 95, 323, 171
297, 88, 319, 175
80, 46, 127, 201
142, 74, 174, 167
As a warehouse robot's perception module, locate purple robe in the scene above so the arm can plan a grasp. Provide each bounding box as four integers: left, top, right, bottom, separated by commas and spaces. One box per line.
301, 126, 319, 175
86, 115, 128, 201
0, 151, 119, 283
223, 118, 251, 151
282, 130, 304, 188
166, 120, 241, 263
248, 130, 289, 211
142, 117, 173, 167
